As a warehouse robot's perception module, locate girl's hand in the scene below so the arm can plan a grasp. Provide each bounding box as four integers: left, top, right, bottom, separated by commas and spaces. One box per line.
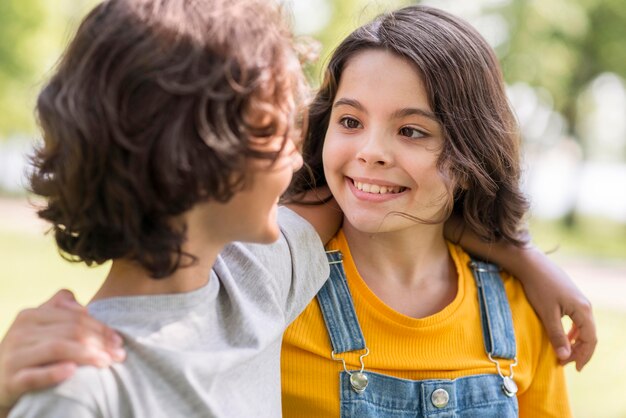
0, 290, 125, 413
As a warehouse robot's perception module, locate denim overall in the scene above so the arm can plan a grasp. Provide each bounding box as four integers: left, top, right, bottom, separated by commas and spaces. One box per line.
316, 250, 519, 417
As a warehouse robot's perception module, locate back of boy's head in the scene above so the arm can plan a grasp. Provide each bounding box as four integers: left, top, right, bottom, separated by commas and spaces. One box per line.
289, 5, 529, 246
31, 0, 304, 278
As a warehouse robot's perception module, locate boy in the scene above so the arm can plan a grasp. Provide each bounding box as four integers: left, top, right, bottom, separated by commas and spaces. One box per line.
5, 0, 331, 416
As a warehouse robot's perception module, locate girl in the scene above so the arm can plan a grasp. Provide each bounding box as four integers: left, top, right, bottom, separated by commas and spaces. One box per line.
282, 5, 570, 417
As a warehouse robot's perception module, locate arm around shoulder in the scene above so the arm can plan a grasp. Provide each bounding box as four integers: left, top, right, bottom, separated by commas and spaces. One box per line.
449, 218, 597, 369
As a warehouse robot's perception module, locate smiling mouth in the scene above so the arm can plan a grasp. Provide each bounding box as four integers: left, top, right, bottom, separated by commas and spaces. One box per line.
351, 178, 407, 195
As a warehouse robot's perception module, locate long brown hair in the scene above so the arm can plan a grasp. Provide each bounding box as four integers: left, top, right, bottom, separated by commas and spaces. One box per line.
30, 0, 305, 278
287, 5, 529, 245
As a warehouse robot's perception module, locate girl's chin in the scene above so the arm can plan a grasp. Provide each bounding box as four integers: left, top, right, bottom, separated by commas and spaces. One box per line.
344, 216, 393, 234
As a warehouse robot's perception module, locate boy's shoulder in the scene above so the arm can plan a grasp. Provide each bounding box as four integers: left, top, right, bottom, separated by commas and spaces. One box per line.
10, 366, 109, 418
220, 206, 328, 323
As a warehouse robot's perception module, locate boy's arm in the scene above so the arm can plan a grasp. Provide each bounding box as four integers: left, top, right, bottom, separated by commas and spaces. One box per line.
0, 291, 124, 415
283, 186, 342, 245
445, 217, 597, 370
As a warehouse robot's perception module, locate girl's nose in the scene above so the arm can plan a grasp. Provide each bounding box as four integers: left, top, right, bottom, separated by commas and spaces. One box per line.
355, 133, 393, 167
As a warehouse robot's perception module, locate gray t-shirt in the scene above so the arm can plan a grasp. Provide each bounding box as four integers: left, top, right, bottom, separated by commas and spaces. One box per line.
10, 207, 328, 418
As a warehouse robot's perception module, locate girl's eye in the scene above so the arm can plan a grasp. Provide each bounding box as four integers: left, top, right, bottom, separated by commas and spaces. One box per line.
339, 117, 362, 130
399, 126, 426, 139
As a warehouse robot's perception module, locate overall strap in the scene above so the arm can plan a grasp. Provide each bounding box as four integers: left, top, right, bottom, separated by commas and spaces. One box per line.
316, 250, 366, 354
470, 259, 516, 360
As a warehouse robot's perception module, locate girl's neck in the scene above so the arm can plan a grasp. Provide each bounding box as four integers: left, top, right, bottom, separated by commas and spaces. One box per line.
342, 220, 457, 318
343, 220, 449, 284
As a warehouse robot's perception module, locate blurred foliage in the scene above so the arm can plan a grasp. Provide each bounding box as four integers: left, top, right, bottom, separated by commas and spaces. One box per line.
499, 0, 626, 140
0, 1, 42, 86
1, 0, 624, 145
0, 0, 97, 140
0, 0, 45, 137
301, 0, 406, 84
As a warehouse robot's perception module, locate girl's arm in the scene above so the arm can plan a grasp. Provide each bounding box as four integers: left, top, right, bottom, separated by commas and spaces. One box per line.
0, 291, 124, 415
445, 217, 597, 370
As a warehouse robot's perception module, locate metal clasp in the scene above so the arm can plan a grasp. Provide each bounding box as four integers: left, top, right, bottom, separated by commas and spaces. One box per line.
488, 353, 518, 397
331, 348, 370, 394
326, 249, 344, 265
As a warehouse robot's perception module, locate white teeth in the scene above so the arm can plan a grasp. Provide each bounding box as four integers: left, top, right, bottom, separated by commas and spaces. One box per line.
353, 180, 404, 194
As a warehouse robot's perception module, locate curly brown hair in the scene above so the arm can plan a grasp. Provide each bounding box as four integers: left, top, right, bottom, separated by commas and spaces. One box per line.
30, 0, 306, 278
286, 5, 529, 246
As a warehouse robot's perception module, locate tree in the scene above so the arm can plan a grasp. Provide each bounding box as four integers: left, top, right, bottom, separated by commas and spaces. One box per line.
303, 0, 407, 85
499, 0, 626, 226
500, 0, 626, 153
0, 0, 46, 138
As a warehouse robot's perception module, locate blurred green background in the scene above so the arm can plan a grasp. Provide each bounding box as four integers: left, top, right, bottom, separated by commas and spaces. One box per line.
0, 0, 625, 416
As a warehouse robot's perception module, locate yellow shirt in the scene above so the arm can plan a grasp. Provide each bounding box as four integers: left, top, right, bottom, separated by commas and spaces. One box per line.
282, 230, 571, 417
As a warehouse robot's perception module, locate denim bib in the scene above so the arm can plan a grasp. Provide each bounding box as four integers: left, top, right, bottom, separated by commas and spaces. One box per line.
316, 250, 519, 417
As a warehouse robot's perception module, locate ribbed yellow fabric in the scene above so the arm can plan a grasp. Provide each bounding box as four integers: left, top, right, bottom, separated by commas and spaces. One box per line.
281, 230, 571, 417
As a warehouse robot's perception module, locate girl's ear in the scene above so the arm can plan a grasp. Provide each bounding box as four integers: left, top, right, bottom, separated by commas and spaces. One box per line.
457, 173, 470, 191
448, 167, 469, 192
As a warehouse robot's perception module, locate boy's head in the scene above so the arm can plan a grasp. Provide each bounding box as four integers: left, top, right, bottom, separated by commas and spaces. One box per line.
289, 5, 528, 245
31, 0, 306, 278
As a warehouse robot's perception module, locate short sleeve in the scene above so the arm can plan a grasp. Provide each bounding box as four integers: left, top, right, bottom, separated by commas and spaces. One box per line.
9, 392, 99, 418
506, 272, 573, 417
275, 207, 329, 324
223, 207, 328, 325
8, 365, 113, 418
517, 336, 572, 417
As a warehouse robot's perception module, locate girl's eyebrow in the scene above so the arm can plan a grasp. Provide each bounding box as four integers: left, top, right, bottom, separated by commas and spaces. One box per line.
333, 97, 438, 122
391, 107, 438, 122
333, 97, 367, 113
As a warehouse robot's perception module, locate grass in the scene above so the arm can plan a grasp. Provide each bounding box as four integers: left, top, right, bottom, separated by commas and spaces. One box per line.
530, 216, 626, 260
565, 308, 626, 418
0, 219, 625, 417
0, 228, 106, 335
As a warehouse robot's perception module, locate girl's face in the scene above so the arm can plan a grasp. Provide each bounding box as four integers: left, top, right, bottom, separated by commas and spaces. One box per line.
322, 49, 449, 234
